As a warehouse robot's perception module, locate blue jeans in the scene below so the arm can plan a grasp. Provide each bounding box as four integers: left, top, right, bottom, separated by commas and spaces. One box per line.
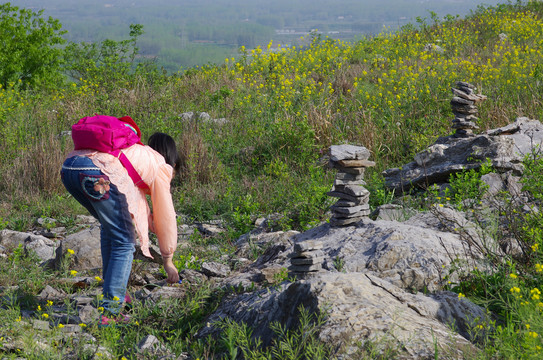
61, 156, 135, 315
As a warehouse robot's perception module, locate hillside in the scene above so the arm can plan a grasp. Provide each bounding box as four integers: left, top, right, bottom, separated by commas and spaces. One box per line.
2, 1, 543, 358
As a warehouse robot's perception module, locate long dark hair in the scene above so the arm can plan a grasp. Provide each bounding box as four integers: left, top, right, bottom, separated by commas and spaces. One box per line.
148, 132, 180, 173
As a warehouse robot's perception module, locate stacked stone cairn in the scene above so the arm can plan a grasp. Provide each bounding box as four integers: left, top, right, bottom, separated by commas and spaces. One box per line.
326, 144, 375, 227
288, 240, 324, 276
451, 81, 487, 137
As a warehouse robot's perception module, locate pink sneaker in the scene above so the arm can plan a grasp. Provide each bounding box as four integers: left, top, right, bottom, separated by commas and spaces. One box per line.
99, 313, 131, 328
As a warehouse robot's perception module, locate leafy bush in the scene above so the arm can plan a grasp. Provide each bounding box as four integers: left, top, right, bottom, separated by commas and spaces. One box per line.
0, 3, 66, 90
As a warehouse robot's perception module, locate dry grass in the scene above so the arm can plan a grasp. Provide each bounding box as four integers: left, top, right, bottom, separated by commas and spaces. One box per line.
4, 135, 69, 197
178, 122, 226, 186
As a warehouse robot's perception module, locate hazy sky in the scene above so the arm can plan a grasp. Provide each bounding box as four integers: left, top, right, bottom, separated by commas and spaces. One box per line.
9, 0, 507, 68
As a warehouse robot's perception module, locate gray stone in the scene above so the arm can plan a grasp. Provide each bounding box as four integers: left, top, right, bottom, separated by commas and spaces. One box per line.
481, 172, 504, 197
335, 172, 364, 181
334, 185, 370, 197
456, 81, 476, 89
197, 223, 226, 237
332, 208, 372, 219
60, 324, 82, 334
335, 159, 376, 168
288, 263, 323, 272
32, 319, 50, 331
55, 226, 102, 271
289, 249, 325, 258
291, 256, 325, 266
293, 240, 323, 253
146, 285, 186, 304
198, 112, 211, 121
329, 145, 371, 161
24, 236, 57, 264
452, 121, 479, 129
451, 104, 478, 114
450, 96, 474, 106
38, 285, 66, 300
329, 162, 365, 174
201, 261, 230, 277
334, 178, 366, 186
178, 112, 195, 121
332, 199, 360, 207
78, 305, 98, 324
371, 204, 417, 222
71, 295, 94, 306
330, 204, 370, 215
138, 334, 167, 352
452, 87, 484, 102
424, 43, 444, 53
326, 190, 369, 204
329, 215, 367, 226
0, 230, 57, 264
180, 268, 209, 284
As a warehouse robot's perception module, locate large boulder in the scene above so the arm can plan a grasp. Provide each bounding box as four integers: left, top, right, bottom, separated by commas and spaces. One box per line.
198, 272, 484, 359
0, 229, 58, 265
55, 225, 102, 271
199, 212, 493, 358
290, 209, 488, 293
383, 117, 543, 193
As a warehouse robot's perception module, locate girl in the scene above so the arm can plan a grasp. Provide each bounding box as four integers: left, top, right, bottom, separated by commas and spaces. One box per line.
61, 125, 180, 324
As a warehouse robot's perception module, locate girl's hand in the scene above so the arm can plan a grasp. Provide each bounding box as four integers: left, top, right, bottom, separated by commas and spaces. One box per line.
163, 257, 180, 284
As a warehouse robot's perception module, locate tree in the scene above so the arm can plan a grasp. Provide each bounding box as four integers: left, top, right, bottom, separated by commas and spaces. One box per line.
63, 24, 145, 86
0, 3, 66, 89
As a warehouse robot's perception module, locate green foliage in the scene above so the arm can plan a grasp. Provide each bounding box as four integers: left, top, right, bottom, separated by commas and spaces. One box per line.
174, 251, 202, 271
229, 194, 260, 235
443, 150, 543, 358
446, 158, 492, 210
218, 306, 333, 359
63, 24, 144, 86
0, 3, 66, 89
520, 148, 543, 203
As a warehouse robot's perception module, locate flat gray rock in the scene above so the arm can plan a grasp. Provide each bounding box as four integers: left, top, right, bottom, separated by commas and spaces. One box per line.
294, 240, 323, 253
329, 145, 371, 161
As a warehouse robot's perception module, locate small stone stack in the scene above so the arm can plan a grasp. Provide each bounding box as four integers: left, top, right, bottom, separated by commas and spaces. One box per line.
450, 81, 487, 137
327, 145, 375, 227
288, 240, 324, 276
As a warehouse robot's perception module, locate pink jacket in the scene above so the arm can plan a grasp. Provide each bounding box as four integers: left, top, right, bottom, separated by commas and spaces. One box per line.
68, 144, 177, 260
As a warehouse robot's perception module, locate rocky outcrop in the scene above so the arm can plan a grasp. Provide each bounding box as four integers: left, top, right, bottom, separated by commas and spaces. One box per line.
198, 204, 495, 358
0, 229, 57, 265
199, 272, 484, 358
383, 117, 543, 193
